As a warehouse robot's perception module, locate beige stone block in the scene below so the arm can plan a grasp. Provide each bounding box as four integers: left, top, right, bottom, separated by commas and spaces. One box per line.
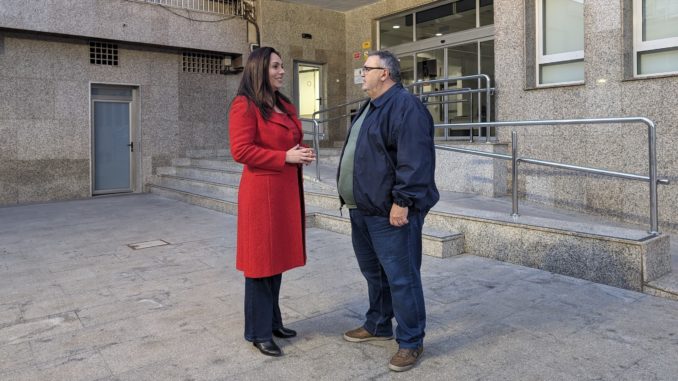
0, 77, 55, 120
16, 159, 90, 203
0, 119, 18, 160
55, 81, 89, 121
17, 119, 88, 160
51, 41, 90, 81
0, 159, 19, 205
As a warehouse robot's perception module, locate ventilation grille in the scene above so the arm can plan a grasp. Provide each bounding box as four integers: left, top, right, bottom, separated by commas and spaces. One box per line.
90, 42, 118, 66
182, 52, 225, 74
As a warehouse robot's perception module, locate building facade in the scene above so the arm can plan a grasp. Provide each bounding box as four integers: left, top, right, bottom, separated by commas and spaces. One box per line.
0, 0, 248, 203
2, 0, 678, 234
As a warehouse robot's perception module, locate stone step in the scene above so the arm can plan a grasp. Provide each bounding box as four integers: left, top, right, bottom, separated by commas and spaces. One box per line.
308, 207, 465, 258
185, 148, 231, 158
171, 157, 241, 171
155, 173, 338, 210
304, 190, 340, 210
157, 166, 242, 185
156, 175, 239, 200
421, 208, 669, 292
316, 148, 343, 166
149, 185, 238, 215
150, 183, 464, 259
150, 156, 671, 293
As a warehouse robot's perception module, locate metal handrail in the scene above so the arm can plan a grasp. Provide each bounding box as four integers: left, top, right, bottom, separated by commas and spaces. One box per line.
311, 98, 368, 123
435, 117, 670, 235
299, 118, 322, 181
408, 74, 493, 141
301, 74, 496, 181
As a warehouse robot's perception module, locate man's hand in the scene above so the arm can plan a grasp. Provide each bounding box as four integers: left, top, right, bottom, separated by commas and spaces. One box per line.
389, 204, 409, 227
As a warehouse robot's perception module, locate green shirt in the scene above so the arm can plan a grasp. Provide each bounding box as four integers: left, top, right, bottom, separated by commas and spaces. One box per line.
338, 105, 370, 209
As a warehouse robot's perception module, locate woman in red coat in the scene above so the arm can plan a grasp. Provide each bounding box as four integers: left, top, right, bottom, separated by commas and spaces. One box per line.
228, 47, 315, 357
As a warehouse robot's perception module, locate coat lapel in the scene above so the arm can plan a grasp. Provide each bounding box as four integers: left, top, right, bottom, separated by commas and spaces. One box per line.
268, 102, 302, 140
269, 111, 295, 130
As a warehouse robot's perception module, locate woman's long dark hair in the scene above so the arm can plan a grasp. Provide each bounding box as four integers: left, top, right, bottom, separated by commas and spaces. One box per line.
236, 46, 292, 120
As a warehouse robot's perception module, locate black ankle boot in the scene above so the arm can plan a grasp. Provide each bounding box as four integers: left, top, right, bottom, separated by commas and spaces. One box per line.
253, 340, 282, 356
273, 327, 297, 338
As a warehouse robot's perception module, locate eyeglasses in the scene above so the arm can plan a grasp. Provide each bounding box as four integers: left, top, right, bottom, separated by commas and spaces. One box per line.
361, 66, 385, 74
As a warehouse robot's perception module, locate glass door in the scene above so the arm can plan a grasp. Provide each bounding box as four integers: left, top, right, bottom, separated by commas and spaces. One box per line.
294, 61, 324, 141
92, 101, 132, 193
91, 85, 136, 195
446, 42, 479, 139
416, 48, 445, 137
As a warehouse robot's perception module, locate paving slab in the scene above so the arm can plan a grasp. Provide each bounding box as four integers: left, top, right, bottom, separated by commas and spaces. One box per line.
1, 194, 678, 380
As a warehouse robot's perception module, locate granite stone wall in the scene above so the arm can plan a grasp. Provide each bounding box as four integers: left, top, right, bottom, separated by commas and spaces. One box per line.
258, 1, 347, 145
494, 0, 678, 232
0, 0, 248, 55
0, 33, 237, 205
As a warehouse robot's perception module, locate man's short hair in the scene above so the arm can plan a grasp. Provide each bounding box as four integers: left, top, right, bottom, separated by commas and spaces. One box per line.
369, 50, 401, 83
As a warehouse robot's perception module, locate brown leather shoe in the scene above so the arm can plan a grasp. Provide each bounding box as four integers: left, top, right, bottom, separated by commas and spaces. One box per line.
388, 346, 423, 372
342, 326, 393, 342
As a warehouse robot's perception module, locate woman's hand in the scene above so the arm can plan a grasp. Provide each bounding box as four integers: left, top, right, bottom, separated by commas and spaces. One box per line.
285, 144, 316, 165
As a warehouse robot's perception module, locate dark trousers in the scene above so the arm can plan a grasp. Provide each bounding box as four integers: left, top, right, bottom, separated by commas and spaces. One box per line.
244, 274, 283, 343
349, 208, 426, 349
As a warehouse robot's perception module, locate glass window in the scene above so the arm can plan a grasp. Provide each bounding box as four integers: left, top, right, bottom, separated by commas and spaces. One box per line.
416, 1, 476, 41
379, 14, 413, 49
446, 43, 478, 138
540, 60, 585, 84
479, 0, 494, 26
537, 0, 584, 85
416, 49, 445, 136
643, 0, 678, 41
479, 39, 495, 126
378, 1, 494, 49
635, 0, 678, 76
398, 55, 415, 86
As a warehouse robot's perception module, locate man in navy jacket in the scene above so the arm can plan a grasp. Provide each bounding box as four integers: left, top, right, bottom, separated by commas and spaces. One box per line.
337, 50, 439, 372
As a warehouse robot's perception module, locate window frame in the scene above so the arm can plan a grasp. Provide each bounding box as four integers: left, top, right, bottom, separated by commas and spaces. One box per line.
632, 0, 678, 77
377, 0, 492, 50
535, 0, 585, 86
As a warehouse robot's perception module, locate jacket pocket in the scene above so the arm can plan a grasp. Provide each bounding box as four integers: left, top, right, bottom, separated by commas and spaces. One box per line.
248, 167, 281, 176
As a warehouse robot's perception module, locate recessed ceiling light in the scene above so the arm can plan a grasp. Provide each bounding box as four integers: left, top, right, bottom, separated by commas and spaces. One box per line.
392, 25, 400, 29
435, 33, 443, 36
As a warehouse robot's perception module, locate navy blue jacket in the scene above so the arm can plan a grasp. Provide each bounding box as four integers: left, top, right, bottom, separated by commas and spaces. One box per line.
337, 83, 439, 216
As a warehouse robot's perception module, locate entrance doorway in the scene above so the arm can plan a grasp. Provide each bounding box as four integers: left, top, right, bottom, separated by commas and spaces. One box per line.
293, 61, 325, 141
91, 85, 138, 195
397, 39, 495, 140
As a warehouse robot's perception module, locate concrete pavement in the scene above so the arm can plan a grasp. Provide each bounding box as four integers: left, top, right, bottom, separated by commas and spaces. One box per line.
1, 194, 678, 380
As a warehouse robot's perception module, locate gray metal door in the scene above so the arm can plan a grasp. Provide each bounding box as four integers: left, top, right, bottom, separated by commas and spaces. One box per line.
93, 100, 132, 194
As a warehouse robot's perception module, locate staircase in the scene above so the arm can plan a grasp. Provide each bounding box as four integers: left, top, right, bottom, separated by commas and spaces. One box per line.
149, 148, 673, 296
148, 149, 465, 258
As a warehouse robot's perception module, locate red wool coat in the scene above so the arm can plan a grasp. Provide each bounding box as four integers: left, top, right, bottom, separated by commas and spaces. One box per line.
228, 95, 307, 278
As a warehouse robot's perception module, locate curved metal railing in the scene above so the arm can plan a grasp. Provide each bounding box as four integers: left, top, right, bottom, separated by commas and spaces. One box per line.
434, 117, 670, 235
408, 74, 493, 142
299, 118, 323, 181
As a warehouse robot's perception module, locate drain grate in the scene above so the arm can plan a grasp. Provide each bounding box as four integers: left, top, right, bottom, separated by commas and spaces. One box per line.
127, 240, 170, 250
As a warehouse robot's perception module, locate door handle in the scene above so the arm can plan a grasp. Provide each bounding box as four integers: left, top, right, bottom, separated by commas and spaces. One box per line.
127, 142, 134, 152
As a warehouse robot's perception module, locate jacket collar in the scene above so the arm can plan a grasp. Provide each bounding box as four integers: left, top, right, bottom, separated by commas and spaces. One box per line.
369, 82, 403, 109
267, 100, 298, 130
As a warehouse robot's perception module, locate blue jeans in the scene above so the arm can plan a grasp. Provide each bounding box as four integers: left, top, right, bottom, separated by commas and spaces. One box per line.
244, 274, 283, 342
349, 208, 426, 349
